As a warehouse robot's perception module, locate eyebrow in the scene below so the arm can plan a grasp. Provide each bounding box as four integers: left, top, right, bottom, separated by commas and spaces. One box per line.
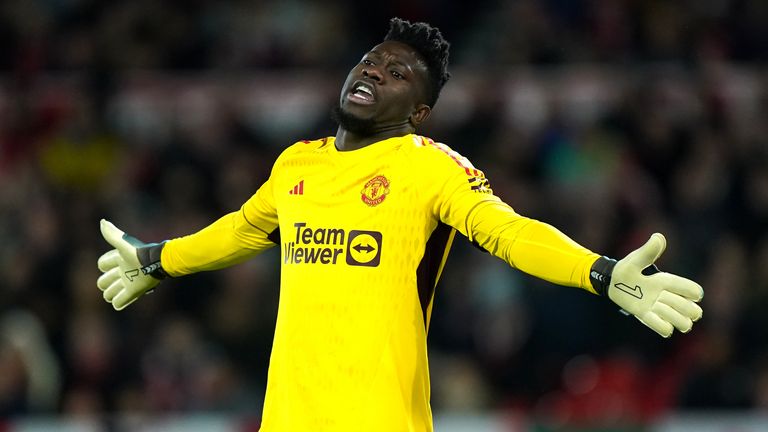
367, 50, 408, 69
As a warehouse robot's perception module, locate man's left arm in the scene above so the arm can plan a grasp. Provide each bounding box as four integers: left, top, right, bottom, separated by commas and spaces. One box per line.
431, 152, 703, 337
444, 193, 599, 290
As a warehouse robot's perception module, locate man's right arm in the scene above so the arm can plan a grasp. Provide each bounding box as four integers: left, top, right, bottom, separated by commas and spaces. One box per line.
161, 183, 279, 276
97, 176, 279, 310
161, 175, 279, 276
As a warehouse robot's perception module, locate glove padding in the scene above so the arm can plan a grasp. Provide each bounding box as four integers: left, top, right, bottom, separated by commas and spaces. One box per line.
97, 219, 161, 310
609, 233, 704, 338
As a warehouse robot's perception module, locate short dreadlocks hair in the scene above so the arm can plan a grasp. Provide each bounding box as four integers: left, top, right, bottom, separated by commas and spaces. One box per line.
384, 17, 451, 108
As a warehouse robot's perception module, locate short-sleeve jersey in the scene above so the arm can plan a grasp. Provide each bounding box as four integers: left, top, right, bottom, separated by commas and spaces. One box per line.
161, 134, 600, 431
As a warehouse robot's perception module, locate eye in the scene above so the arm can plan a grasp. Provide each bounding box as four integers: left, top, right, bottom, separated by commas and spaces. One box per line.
391, 70, 404, 80
362, 59, 374, 66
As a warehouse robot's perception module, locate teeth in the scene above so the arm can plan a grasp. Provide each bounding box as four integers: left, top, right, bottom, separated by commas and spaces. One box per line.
355, 84, 373, 96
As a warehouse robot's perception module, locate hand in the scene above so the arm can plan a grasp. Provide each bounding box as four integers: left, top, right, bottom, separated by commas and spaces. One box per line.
97, 219, 164, 310
608, 233, 704, 338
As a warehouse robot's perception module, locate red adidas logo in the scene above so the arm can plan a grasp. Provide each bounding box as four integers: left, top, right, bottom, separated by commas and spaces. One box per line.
289, 180, 304, 195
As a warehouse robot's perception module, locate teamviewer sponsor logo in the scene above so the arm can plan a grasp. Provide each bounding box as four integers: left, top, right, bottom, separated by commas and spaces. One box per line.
283, 222, 382, 267
346, 230, 382, 267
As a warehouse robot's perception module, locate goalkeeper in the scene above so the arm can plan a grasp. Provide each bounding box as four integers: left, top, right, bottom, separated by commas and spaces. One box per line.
96, 18, 703, 432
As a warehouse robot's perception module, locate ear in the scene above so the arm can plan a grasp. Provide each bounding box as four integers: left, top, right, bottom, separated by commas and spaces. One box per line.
409, 104, 431, 127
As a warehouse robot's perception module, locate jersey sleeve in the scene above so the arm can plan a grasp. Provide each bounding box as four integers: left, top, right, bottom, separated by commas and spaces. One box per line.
419, 139, 600, 293
160, 171, 280, 277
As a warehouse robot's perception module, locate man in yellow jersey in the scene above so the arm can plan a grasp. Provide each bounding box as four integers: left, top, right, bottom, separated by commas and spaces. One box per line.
96, 18, 703, 432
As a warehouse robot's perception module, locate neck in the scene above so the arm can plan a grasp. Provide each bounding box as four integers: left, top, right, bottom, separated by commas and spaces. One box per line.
335, 123, 415, 152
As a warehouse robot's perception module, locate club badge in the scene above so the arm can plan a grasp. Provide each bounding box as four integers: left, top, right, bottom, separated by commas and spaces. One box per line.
361, 175, 390, 207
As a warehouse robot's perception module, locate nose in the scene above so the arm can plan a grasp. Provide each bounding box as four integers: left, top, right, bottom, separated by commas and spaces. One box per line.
362, 67, 382, 82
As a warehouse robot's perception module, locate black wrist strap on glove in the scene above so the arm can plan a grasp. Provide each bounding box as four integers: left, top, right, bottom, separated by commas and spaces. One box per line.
589, 255, 661, 296
590, 256, 617, 296
136, 241, 169, 279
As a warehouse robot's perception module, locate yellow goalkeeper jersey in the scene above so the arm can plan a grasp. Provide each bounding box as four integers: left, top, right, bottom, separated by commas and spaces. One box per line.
161, 134, 600, 431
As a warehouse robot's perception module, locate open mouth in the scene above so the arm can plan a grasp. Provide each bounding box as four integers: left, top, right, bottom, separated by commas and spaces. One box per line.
347, 81, 375, 105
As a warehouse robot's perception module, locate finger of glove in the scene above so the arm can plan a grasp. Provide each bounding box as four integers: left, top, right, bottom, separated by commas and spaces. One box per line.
652, 301, 694, 333
103, 279, 124, 303
658, 290, 703, 322
100, 219, 130, 252
97, 267, 121, 291
653, 272, 704, 301
623, 233, 667, 269
97, 250, 121, 272
112, 289, 140, 311
113, 297, 139, 311
637, 311, 674, 338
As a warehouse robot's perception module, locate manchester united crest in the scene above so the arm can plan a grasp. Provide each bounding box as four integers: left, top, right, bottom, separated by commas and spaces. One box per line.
361, 175, 390, 207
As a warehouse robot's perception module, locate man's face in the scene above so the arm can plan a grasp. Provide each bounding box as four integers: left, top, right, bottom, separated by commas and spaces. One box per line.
335, 40, 430, 135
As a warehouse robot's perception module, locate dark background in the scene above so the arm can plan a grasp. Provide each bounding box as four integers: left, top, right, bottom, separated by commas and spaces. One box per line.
1, 0, 767, 426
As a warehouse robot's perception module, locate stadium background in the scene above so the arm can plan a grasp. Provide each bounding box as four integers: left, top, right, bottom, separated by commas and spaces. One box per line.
1, 0, 767, 430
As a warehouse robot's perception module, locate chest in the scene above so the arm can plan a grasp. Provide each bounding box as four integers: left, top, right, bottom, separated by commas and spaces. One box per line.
273, 153, 425, 227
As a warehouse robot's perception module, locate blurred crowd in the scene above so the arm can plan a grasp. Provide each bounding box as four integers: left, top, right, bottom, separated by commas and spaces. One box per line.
1, 0, 768, 428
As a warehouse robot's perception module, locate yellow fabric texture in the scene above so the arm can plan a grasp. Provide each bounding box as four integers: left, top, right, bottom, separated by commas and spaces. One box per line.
160, 134, 600, 431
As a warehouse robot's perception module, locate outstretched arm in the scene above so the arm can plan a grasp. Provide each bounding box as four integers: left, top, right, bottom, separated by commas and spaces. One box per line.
421, 140, 703, 337
160, 194, 279, 276
458, 199, 599, 290
459, 199, 703, 337
97, 176, 279, 310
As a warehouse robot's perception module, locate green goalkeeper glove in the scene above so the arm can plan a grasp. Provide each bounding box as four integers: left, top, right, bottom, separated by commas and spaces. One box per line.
96, 219, 167, 310
590, 233, 704, 338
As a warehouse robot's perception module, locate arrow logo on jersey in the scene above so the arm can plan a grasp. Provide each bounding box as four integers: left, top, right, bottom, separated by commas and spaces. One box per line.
353, 243, 375, 253
289, 180, 304, 195
346, 230, 382, 267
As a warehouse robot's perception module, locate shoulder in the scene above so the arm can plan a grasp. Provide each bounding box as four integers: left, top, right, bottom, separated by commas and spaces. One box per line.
282, 137, 332, 155
405, 135, 479, 176
274, 137, 333, 164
